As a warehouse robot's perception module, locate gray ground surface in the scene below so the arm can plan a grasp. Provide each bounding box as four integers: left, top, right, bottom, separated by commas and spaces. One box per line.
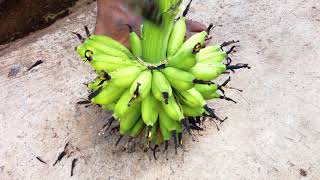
1, 0, 320, 179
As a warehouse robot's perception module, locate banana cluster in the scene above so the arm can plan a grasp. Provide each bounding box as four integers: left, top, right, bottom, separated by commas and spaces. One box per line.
75, 0, 248, 148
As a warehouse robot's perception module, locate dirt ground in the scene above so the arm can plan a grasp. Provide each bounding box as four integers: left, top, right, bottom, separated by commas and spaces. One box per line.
1, 0, 320, 179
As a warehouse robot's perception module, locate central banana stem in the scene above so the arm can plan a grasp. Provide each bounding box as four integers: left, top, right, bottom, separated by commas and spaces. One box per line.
141, 0, 180, 64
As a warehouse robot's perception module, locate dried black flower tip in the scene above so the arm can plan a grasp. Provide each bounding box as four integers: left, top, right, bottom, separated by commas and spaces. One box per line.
36, 156, 47, 164
88, 86, 103, 100
27, 60, 43, 71
72, 32, 85, 43
221, 40, 240, 48
53, 142, 69, 166
84, 25, 91, 37
71, 158, 78, 177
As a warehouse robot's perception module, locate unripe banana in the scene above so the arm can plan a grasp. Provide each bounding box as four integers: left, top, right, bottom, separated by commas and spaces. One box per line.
128, 118, 145, 137
190, 63, 226, 81
162, 95, 184, 121
151, 70, 172, 103
90, 54, 135, 73
119, 102, 141, 135
167, 16, 187, 57
159, 108, 180, 131
161, 67, 195, 91
114, 89, 141, 118
159, 117, 172, 141
76, 44, 88, 61
195, 84, 220, 100
198, 44, 222, 56
195, 83, 219, 94
181, 104, 205, 117
168, 48, 197, 70
178, 31, 207, 53
87, 77, 104, 91
84, 39, 129, 59
176, 88, 206, 108
148, 122, 158, 142
91, 83, 125, 105
89, 34, 133, 58
129, 70, 152, 101
127, 25, 143, 58
201, 91, 221, 100
102, 103, 116, 111
110, 66, 144, 88
141, 95, 160, 126
197, 51, 227, 64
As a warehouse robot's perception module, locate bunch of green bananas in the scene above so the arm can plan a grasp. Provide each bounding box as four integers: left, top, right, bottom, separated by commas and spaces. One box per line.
75, 0, 249, 149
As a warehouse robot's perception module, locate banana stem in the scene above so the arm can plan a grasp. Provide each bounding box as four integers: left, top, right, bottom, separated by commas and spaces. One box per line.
141, 0, 180, 63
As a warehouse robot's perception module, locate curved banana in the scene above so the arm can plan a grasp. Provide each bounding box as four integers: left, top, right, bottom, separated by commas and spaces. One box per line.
90, 54, 135, 73
129, 70, 152, 101
195, 84, 220, 100
141, 95, 160, 126
167, 17, 187, 57
90, 83, 125, 105
114, 89, 141, 118
181, 104, 205, 117
198, 44, 222, 56
127, 25, 142, 58
88, 34, 133, 58
197, 51, 227, 64
128, 118, 145, 137
76, 44, 88, 61
168, 48, 197, 70
162, 95, 184, 121
119, 103, 141, 135
189, 63, 226, 81
161, 67, 195, 91
159, 108, 180, 131
176, 88, 206, 108
87, 77, 104, 91
110, 66, 144, 88
151, 70, 172, 103
84, 39, 129, 59
159, 117, 172, 141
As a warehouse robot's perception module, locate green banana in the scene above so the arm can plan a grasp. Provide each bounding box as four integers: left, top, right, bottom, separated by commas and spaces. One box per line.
87, 77, 104, 91
127, 25, 142, 58
151, 70, 172, 103
114, 89, 141, 118
195, 83, 220, 100
198, 44, 222, 55
161, 67, 195, 91
197, 51, 227, 64
102, 103, 116, 111
141, 95, 160, 126
119, 103, 141, 135
176, 88, 205, 108
162, 95, 184, 121
148, 122, 158, 142
168, 48, 197, 70
76, 44, 88, 61
190, 63, 226, 81
129, 70, 152, 101
128, 117, 145, 137
90, 83, 125, 105
159, 108, 180, 131
181, 104, 205, 117
89, 34, 133, 58
90, 54, 135, 73
167, 17, 187, 57
110, 66, 144, 88
159, 116, 172, 141
84, 39, 129, 59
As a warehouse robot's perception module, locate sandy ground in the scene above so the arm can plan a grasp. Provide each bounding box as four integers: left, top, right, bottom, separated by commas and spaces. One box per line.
1, 0, 320, 179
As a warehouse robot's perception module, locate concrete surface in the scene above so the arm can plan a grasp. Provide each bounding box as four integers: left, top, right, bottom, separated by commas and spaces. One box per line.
1, 0, 320, 179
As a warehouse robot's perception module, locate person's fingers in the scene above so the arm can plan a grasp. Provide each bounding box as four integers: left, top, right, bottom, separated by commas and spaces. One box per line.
186, 19, 206, 33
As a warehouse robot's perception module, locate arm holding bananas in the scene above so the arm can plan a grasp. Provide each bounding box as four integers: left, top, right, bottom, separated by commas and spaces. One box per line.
94, 0, 207, 47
